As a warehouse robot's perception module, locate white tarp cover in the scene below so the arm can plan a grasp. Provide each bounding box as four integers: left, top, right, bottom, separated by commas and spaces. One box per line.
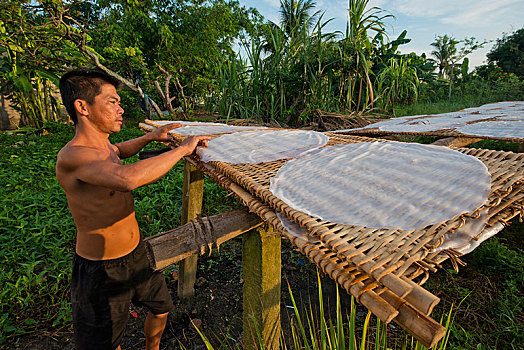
270, 142, 491, 230
334, 101, 524, 139
196, 129, 329, 164
148, 120, 267, 135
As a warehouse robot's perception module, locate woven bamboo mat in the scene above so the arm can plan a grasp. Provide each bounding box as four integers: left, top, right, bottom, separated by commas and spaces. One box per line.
336, 128, 524, 144
208, 133, 523, 282
139, 123, 523, 347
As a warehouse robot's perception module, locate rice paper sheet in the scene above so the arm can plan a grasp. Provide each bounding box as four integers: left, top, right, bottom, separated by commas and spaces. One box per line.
148, 120, 267, 135
270, 142, 491, 230
196, 129, 329, 164
334, 101, 524, 139
455, 120, 524, 139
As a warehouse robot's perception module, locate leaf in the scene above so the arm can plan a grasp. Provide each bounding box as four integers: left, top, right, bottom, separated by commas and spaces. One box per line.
34, 69, 60, 86
8, 44, 23, 53
13, 75, 33, 92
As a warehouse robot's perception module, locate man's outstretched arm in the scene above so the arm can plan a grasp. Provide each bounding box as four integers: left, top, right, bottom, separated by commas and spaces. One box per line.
115, 123, 182, 159
59, 135, 210, 192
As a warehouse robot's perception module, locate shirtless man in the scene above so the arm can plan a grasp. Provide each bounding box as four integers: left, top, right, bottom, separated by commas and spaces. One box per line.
56, 70, 209, 350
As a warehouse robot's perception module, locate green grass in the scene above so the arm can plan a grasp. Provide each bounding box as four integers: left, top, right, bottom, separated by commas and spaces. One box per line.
191, 272, 455, 350
394, 100, 484, 117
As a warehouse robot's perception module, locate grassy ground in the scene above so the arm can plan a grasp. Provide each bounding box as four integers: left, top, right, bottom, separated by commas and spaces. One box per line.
0, 120, 522, 348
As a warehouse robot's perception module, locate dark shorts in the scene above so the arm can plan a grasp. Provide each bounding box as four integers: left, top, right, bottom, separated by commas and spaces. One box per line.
71, 240, 174, 350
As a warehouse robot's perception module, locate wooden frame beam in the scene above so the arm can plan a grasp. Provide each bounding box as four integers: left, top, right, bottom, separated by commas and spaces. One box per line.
144, 207, 262, 271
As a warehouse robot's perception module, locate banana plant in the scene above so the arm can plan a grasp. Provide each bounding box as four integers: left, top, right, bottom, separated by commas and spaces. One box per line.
376, 57, 419, 113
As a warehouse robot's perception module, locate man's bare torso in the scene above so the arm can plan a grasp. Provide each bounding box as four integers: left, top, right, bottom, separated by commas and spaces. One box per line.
56, 142, 140, 260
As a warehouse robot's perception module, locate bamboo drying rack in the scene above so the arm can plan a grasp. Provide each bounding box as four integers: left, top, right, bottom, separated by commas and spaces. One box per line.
334, 124, 524, 144
140, 121, 524, 347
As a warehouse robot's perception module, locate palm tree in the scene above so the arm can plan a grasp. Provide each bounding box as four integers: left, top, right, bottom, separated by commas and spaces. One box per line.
430, 35, 458, 79
279, 0, 320, 38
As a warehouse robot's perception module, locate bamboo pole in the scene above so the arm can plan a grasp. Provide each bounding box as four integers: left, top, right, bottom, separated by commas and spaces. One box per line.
381, 289, 446, 348
402, 277, 440, 315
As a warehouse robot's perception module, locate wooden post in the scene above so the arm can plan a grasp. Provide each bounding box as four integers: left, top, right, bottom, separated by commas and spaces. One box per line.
518, 143, 524, 153
178, 160, 204, 299
242, 225, 281, 350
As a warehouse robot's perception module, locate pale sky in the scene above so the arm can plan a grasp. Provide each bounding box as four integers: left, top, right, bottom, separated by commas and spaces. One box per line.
238, 0, 524, 68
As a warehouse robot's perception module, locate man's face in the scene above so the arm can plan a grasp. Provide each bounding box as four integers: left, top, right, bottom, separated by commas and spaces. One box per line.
85, 83, 124, 134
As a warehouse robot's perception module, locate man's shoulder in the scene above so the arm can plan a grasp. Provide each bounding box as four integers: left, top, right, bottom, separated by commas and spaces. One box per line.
57, 143, 106, 170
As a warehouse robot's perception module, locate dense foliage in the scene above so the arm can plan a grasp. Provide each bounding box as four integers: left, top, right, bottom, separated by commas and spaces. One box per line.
1, 1, 522, 127
487, 28, 524, 77
0, 0, 261, 124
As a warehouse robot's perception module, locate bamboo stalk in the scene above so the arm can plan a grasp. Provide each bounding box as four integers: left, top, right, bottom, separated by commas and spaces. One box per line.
381, 289, 446, 348
401, 276, 440, 315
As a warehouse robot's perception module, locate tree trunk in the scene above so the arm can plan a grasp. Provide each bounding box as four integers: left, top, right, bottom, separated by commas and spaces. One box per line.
448, 64, 454, 100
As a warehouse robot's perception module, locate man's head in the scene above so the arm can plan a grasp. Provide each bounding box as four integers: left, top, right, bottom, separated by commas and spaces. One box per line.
59, 70, 121, 124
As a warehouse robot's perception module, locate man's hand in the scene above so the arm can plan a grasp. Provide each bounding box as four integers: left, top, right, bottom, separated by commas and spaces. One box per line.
179, 135, 211, 156
148, 123, 183, 142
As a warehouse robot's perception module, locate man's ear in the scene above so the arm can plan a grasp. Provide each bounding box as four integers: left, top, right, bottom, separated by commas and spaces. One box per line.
74, 99, 89, 117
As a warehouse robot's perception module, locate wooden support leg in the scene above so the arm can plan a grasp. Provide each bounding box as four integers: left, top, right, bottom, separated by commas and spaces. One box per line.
518, 143, 524, 153
242, 225, 281, 350
178, 160, 204, 300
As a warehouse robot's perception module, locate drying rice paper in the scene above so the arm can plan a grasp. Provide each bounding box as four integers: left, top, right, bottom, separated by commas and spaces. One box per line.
147, 120, 267, 135
196, 129, 329, 164
270, 142, 491, 230
430, 208, 505, 255
334, 101, 524, 140
455, 120, 524, 139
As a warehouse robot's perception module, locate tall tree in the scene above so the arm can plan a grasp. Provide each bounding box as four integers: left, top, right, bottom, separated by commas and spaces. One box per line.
279, 0, 319, 38
430, 35, 457, 79
487, 28, 523, 77
0, 0, 91, 127
431, 35, 487, 99
89, 0, 260, 117
339, 0, 393, 111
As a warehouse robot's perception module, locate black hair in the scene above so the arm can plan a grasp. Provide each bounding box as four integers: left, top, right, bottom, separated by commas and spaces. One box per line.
59, 70, 121, 124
